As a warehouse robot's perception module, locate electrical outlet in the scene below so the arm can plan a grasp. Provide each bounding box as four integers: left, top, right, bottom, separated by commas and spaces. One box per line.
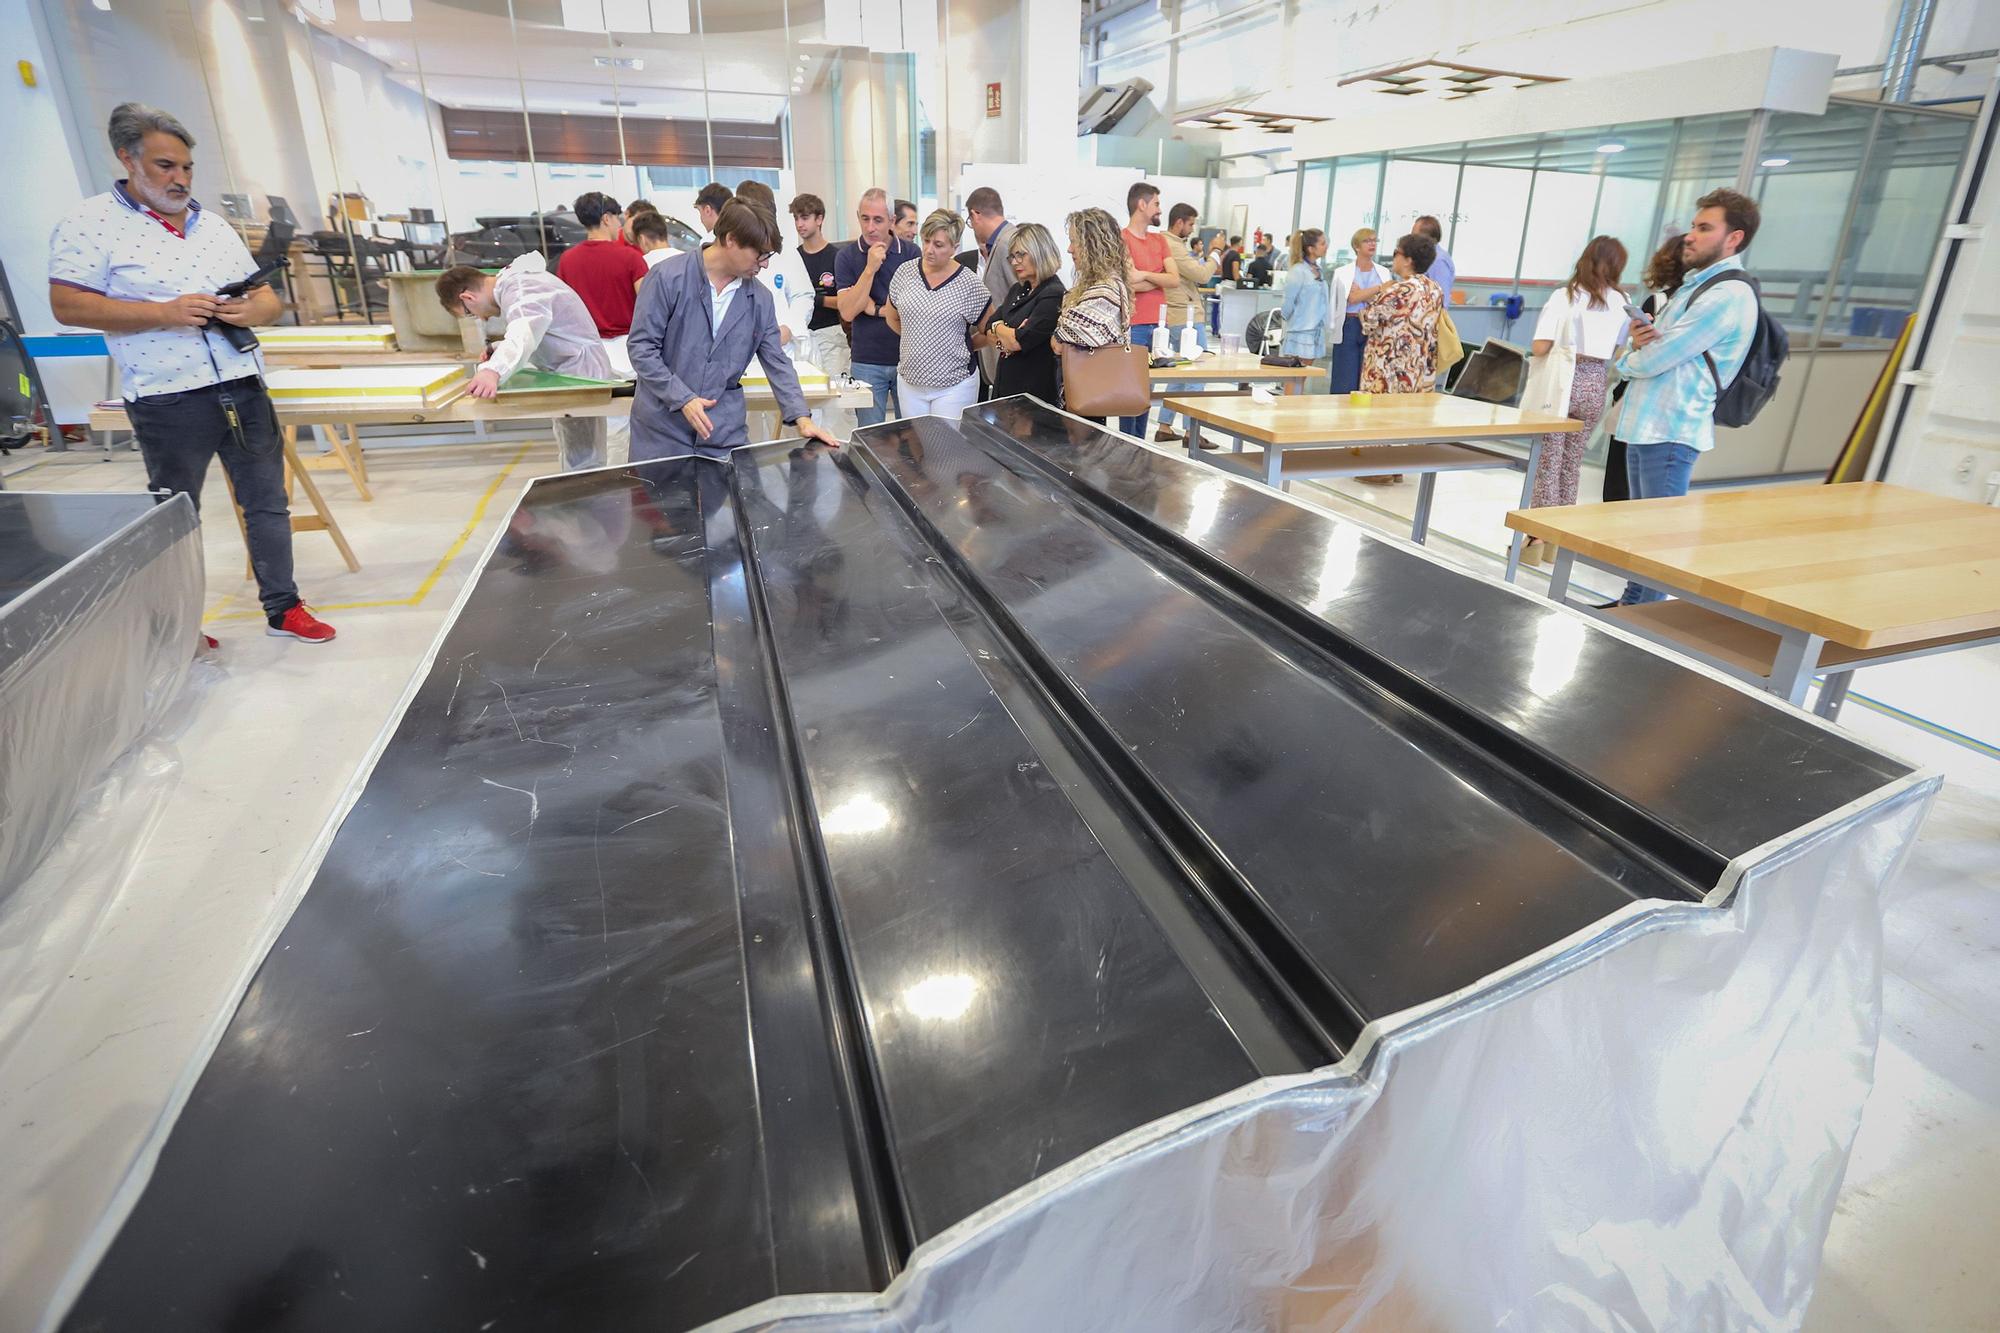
1954, 454, 1977, 484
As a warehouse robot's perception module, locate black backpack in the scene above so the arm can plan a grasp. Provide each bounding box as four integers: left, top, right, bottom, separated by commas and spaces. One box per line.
1684, 269, 1789, 427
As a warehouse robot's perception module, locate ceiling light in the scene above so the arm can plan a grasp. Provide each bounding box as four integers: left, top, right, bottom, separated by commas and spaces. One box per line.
1597, 140, 1626, 153
1341, 60, 1563, 101
594, 55, 645, 69
91, 0, 110, 10
1761, 155, 1791, 168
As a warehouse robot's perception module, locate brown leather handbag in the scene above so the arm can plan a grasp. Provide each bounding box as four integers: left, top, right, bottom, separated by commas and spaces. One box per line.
1058, 341, 1152, 418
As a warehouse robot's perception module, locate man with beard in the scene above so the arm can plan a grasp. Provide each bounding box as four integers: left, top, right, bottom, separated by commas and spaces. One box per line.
1610, 188, 1762, 605
48, 101, 334, 646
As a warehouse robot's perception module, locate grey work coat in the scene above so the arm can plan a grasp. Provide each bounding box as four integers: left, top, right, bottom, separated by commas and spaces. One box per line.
629, 249, 812, 461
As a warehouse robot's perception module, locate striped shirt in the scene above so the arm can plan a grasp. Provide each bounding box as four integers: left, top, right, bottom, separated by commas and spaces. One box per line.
1613, 255, 1759, 453
1054, 281, 1128, 350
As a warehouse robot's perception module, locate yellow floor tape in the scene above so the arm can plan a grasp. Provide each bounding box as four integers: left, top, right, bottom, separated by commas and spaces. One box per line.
205, 442, 536, 623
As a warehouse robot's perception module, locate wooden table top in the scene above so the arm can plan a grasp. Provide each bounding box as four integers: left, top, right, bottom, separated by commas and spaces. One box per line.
1506, 482, 2000, 650
1159, 391, 1582, 445
264, 348, 474, 367
91, 378, 863, 432
1147, 352, 1327, 384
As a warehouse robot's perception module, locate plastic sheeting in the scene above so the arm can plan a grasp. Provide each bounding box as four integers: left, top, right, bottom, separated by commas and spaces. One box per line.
0, 492, 202, 900
715, 775, 1936, 1333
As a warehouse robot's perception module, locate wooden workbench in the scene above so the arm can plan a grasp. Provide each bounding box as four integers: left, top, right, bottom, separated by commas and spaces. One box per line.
1147, 350, 1327, 395
1165, 392, 1583, 579
1507, 482, 2000, 716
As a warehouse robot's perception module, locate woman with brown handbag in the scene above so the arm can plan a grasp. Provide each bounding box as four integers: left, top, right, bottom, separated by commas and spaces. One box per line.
1053, 207, 1148, 428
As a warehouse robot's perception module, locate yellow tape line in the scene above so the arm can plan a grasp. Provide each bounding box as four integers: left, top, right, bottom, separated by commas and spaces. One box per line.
205, 442, 535, 622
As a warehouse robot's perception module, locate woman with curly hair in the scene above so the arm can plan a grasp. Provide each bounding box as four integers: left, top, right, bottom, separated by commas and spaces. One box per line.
1053, 207, 1133, 422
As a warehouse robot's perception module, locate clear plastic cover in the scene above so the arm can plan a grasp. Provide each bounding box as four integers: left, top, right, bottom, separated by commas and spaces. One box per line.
0, 493, 202, 900
710, 776, 1937, 1333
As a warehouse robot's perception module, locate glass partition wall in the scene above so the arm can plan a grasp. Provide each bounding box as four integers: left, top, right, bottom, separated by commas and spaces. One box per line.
1293, 99, 1974, 479
34, 0, 941, 326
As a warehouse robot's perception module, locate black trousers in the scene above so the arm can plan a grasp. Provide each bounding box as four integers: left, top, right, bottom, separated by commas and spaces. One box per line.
125, 376, 299, 617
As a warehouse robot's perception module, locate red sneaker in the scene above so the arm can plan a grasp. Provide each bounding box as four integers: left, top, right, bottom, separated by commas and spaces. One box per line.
267, 603, 336, 644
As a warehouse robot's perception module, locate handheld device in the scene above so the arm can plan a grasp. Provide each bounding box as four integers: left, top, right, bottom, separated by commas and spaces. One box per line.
1622, 302, 1651, 323
206, 259, 289, 352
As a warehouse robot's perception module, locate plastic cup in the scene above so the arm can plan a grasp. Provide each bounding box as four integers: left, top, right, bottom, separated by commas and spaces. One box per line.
1221, 333, 1242, 356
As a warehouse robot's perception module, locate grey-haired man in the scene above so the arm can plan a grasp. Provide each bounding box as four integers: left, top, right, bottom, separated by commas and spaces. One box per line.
48, 102, 333, 644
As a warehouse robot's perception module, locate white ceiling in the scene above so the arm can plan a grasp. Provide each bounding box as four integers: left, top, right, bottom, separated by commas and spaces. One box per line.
310, 0, 835, 120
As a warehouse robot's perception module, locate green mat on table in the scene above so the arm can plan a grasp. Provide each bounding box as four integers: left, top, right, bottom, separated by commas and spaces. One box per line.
497, 368, 621, 395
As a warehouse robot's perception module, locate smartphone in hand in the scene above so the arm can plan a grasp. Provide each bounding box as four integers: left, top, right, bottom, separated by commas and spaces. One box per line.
1622, 302, 1651, 323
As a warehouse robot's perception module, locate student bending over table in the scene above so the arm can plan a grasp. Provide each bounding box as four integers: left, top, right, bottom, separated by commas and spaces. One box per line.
436, 256, 615, 472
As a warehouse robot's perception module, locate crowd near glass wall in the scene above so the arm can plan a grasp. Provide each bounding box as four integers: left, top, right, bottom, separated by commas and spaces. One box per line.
20, 0, 946, 326
1287, 102, 1974, 480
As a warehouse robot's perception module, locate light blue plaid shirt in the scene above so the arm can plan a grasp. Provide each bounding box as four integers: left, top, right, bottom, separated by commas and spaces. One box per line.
1613, 255, 1758, 452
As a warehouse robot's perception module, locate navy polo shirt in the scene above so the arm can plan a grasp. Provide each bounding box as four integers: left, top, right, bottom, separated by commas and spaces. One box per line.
832, 236, 917, 366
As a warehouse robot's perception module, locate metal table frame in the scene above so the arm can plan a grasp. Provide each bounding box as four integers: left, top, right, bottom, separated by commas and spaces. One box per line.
1181, 414, 1545, 582
1545, 547, 2000, 718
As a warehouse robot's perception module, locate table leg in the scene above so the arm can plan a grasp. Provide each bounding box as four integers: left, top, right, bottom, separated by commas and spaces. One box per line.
1546, 548, 1575, 602
283, 435, 362, 573
313, 422, 373, 501
1770, 629, 1826, 709
1186, 419, 1202, 458
1814, 670, 1855, 721
1263, 440, 1283, 490
343, 422, 370, 484
1507, 436, 1542, 583
1411, 471, 1438, 544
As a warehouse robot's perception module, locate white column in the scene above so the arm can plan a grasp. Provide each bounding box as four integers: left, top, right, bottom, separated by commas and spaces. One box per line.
1019, 0, 1080, 168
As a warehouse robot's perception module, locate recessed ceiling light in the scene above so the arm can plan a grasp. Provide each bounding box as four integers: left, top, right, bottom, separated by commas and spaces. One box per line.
1761, 155, 1790, 167
1597, 140, 1626, 153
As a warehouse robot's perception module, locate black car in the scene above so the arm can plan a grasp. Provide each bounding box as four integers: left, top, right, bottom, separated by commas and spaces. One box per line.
445, 209, 702, 267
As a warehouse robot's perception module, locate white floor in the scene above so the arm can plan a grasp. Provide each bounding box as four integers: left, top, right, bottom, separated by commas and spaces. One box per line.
0, 438, 1994, 1330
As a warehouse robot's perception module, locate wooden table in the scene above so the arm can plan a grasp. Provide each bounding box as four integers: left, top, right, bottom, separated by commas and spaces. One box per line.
89, 375, 871, 576
1506, 482, 2000, 717
1147, 350, 1326, 397
1165, 393, 1583, 580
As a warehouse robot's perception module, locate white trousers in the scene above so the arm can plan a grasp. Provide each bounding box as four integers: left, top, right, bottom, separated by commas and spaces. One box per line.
895, 371, 980, 421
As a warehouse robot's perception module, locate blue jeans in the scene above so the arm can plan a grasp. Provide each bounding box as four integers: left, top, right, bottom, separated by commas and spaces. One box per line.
1617, 441, 1700, 605
1156, 322, 1210, 431
852, 360, 899, 427
125, 377, 300, 618
1119, 324, 1159, 438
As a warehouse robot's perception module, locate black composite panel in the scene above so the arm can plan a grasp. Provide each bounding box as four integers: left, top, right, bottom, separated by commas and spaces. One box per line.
59, 403, 1910, 1332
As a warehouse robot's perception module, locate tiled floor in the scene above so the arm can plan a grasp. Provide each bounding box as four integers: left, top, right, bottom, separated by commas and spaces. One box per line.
0, 436, 1993, 1329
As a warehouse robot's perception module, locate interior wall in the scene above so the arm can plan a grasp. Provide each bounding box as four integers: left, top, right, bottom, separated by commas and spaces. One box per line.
943, 0, 1021, 188
3, 0, 90, 332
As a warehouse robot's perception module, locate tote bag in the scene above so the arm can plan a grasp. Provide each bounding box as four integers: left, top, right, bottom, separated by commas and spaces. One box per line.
1058, 341, 1151, 418
1520, 293, 1579, 417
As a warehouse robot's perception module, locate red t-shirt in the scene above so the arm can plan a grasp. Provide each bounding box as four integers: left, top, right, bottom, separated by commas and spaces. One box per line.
1123, 228, 1169, 327
556, 239, 649, 337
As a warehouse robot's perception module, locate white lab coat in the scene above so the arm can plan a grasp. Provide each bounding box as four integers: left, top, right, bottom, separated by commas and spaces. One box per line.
487, 251, 613, 380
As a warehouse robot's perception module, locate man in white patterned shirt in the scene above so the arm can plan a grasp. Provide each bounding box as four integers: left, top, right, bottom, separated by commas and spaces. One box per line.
48, 103, 334, 645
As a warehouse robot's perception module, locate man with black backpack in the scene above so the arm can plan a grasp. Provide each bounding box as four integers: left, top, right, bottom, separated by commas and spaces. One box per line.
1610, 188, 1784, 606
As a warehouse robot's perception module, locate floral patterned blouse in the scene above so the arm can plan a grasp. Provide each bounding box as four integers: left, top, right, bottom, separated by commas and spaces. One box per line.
1360, 275, 1443, 393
